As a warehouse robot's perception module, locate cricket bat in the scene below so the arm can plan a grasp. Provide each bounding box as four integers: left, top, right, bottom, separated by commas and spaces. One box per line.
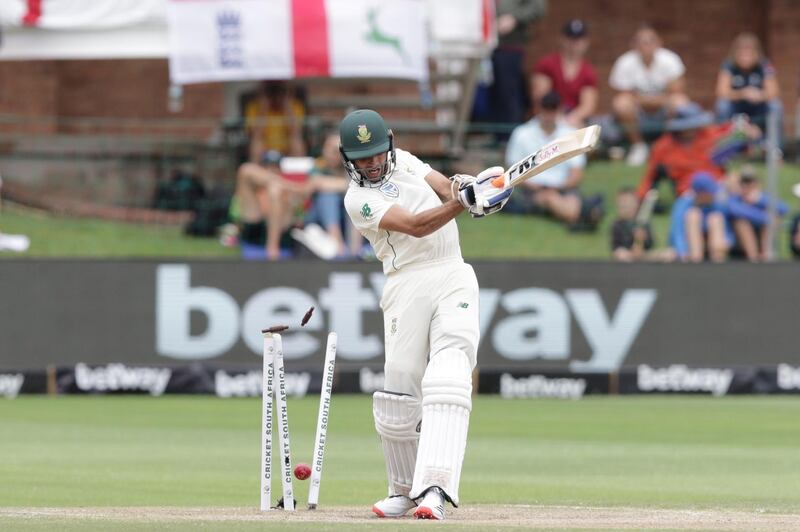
491, 124, 602, 191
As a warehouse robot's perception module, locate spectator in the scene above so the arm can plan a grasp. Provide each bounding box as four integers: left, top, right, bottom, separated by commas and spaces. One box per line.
489, 0, 548, 132
727, 167, 788, 262
245, 81, 306, 162
715, 33, 781, 132
790, 183, 800, 259
505, 92, 604, 230
233, 150, 309, 260
611, 187, 675, 262
636, 103, 759, 201
669, 172, 731, 262
532, 19, 598, 128
302, 132, 365, 258
609, 25, 689, 166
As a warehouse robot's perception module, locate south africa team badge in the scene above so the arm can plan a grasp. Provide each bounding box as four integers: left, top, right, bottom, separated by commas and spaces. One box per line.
380, 182, 399, 198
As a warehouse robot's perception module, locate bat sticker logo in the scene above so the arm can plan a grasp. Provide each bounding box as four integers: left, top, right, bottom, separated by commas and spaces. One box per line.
534, 145, 560, 165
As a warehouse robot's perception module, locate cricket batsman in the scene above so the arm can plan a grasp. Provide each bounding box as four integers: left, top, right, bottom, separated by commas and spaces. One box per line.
339, 109, 512, 520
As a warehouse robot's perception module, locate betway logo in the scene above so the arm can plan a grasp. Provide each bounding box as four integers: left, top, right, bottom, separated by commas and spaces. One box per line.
156, 265, 656, 372
0, 373, 24, 399
777, 364, 800, 391
637, 365, 733, 396
75, 363, 171, 396
214, 370, 311, 398
500, 373, 586, 399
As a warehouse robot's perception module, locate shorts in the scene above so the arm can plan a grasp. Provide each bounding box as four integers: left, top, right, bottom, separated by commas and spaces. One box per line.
503, 186, 579, 216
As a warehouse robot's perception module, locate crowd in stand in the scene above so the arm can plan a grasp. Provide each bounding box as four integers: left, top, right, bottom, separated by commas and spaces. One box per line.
223, 12, 800, 263
496, 14, 799, 263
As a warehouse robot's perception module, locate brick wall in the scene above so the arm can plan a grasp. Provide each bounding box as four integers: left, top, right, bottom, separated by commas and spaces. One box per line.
0, 1, 796, 138
0, 59, 223, 138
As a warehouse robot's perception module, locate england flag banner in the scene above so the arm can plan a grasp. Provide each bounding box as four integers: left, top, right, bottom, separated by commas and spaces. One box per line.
167, 0, 429, 84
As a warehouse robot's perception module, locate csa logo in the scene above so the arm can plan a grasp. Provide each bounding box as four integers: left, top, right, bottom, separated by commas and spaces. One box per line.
380, 182, 399, 198
390, 317, 398, 335
357, 124, 372, 144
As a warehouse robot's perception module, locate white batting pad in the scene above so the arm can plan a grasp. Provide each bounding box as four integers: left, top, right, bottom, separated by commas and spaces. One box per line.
410, 348, 472, 505
373, 391, 422, 497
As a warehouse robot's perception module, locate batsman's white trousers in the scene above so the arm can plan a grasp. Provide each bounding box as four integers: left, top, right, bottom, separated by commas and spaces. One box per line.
380, 258, 480, 398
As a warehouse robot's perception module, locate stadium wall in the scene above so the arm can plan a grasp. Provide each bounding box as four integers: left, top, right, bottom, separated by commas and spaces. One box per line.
0, 0, 798, 137
1, 260, 798, 398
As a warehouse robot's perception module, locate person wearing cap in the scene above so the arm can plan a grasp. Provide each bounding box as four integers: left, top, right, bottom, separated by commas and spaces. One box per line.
726, 168, 788, 261
339, 109, 512, 521
668, 172, 731, 262
505, 92, 603, 230
609, 25, 689, 166
789, 183, 800, 259
532, 19, 598, 128
635, 102, 760, 201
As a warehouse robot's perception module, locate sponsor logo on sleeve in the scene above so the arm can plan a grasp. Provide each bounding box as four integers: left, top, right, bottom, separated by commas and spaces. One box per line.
360, 203, 373, 219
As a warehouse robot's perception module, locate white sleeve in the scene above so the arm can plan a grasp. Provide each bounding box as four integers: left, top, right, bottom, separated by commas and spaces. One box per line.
344, 189, 393, 233
608, 53, 634, 91
396, 149, 431, 180
660, 49, 686, 81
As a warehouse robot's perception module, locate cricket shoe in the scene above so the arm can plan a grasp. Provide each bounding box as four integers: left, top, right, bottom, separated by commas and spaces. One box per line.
413, 487, 446, 520
372, 495, 417, 518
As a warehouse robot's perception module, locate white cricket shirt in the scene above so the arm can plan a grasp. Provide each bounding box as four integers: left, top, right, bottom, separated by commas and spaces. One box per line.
344, 149, 462, 275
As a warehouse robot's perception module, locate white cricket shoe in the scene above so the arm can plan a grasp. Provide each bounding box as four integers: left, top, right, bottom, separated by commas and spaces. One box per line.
626, 142, 649, 166
413, 487, 446, 520
372, 495, 417, 518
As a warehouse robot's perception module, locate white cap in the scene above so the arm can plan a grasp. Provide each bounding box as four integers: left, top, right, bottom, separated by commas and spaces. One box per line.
793, 183, 800, 199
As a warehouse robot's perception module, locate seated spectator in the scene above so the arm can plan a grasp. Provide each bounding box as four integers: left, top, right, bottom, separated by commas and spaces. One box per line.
302, 132, 364, 258
233, 150, 310, 260
790, 183, 800, 259
609, 25, 689, 166
636, 103, 759, 201
715, 33, 781, 132
727, 167, 788, 261
669, 172, 731, 262
245, 80, 306, 161
611, 188, 675, 262
532, 19, 598, 128
504, 92, 604, 230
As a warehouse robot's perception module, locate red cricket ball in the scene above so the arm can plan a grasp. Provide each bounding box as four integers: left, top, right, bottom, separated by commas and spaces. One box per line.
294, 463, 311, 480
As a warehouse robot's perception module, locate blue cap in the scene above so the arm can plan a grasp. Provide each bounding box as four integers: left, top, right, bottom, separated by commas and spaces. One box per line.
691, 172, 720, 194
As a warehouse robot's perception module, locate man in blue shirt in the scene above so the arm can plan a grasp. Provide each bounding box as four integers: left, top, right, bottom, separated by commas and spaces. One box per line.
504, 92, 603, 230
669, 172, 731, 262
727, 168, 788, 261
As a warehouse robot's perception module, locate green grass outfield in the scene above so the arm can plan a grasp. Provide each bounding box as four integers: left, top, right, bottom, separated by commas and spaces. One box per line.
2, 161, 799, 259
1, 396, 799, 531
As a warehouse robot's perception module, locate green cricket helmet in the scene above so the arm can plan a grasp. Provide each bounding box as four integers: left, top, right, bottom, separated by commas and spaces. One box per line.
338, 109, 396, 187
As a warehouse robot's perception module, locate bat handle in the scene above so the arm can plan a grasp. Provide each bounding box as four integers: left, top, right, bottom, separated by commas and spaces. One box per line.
491, 175, 505, 188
